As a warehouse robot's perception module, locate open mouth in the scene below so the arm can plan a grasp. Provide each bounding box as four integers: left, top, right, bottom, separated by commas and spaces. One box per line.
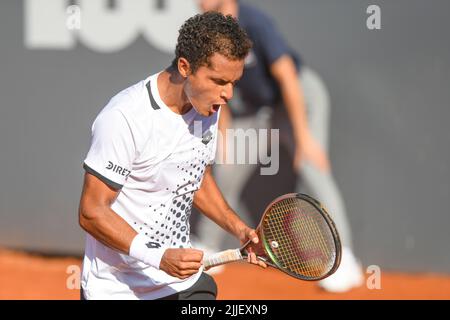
211, 104, 221, 113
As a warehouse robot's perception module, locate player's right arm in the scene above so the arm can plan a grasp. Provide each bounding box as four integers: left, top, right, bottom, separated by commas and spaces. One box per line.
78, 172, 203, 279
78, 171, 138, 255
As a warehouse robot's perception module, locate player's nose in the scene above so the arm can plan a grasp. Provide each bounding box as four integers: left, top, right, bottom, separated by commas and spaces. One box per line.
220, 83, 233, 102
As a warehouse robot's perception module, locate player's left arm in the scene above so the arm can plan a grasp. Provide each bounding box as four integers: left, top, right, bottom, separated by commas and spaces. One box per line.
193, 166, 252, 242
193, 166, 265, 266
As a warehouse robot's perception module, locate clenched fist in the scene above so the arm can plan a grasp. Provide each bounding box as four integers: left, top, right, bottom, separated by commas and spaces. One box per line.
159, 248, 204, 279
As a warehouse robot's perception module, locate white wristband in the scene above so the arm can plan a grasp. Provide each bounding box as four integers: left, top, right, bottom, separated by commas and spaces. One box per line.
129, 233, 166, 269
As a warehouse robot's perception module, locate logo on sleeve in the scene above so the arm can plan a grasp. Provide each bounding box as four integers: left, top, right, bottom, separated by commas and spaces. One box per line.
106, 161, 131, 177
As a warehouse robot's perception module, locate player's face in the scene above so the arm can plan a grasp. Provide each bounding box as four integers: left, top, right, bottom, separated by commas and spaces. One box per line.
184, 53, 244, 117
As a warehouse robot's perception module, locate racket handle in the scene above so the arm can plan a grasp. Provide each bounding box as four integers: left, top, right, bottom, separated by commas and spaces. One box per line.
203, 249, 243, 269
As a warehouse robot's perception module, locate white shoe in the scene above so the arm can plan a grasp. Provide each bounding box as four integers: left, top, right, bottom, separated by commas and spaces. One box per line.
318, 247, 364, 293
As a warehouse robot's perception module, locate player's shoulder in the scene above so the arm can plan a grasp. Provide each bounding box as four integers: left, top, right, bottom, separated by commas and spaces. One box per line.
110, 79, 146, 111
101, 76, 156, 121
92, 76, 159, 138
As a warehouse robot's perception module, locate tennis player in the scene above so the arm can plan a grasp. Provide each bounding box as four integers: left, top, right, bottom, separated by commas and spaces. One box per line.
78, 12, 266, 300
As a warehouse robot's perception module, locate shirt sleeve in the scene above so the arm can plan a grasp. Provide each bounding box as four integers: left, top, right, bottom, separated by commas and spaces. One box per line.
255, 15, 291, 66
83, 109, 135, 190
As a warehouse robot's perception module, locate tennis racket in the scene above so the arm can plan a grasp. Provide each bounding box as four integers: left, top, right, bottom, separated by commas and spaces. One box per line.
203, 193, 342, 281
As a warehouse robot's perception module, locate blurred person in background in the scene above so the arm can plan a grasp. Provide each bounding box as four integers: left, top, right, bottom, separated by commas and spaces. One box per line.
194, 0, 363, 292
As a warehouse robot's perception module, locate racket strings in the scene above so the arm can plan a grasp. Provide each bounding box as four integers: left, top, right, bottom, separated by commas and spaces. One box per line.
285, 199, 335, 275
283, 198, 335, 276
263, 198, 337, 279
280, 200, 321, 276
287, 198, 336, 273
266, 203, 330, 277
268, 201, 323, 277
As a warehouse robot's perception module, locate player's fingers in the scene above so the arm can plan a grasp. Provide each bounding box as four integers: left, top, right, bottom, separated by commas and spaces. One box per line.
248, 252, 258, 264
181, 249, 204, 262
180, 261, 203, 270
246, 250, 252, 263
246, 229, 259, 244
189, 248, 205, 260
257, 259, 267, 268
246, 247, 254, 263
179, 269, 201, 277
172, 268, 199, 279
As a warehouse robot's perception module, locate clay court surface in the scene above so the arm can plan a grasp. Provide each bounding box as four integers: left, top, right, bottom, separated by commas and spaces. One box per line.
1, 248, 449, 300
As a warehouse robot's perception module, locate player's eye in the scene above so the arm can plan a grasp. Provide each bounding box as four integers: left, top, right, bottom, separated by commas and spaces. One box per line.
213, 78, 228, 86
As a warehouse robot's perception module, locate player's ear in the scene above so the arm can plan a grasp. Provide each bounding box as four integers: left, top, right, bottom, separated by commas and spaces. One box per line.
177, 57, 192, 78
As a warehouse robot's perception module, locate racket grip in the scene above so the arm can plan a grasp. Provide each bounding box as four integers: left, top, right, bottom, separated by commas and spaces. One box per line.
203, 249, 243, 269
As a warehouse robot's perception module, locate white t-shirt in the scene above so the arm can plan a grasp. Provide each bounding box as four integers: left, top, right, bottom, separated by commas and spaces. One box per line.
81, 72, 220, 300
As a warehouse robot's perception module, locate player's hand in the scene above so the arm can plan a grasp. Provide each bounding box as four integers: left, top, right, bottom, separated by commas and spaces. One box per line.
294, 133, 330, 174
238, 227, 267, 269
159, 248, 204, 279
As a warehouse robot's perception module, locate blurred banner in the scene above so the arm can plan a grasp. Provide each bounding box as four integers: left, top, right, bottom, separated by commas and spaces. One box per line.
0, 0, 449, 273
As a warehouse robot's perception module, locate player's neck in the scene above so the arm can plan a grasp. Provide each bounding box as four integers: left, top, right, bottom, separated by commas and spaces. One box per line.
158, 67, 192, 115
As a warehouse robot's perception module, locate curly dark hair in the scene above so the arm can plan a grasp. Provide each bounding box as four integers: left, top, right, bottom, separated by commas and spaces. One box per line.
171, 12, 252, 73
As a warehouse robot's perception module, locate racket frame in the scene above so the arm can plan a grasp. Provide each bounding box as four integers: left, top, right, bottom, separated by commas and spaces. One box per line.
203, 193, 342, 281
251, 193, 342, 281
